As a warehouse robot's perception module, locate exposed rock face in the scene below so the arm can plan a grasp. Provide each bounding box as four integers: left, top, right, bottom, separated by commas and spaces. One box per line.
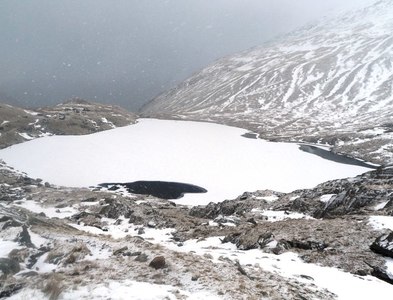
0, 98, 137, 149
141, 0, 393, 165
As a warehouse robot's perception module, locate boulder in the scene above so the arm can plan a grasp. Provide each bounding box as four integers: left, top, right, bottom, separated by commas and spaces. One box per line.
0, 258, 20, 276
16, 224, 35, 248
370, 231, 393, 258
149, 256, 166, 269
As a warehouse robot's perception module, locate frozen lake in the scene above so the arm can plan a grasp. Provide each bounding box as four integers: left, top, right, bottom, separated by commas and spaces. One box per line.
0, 119, 372, 205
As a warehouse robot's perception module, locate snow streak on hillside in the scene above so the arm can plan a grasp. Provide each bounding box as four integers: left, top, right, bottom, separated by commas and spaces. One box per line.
142, 0, 393, 165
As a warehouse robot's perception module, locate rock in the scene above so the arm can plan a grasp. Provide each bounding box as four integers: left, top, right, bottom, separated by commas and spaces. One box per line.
287, 239, 328, 251
16, 225, 35, 248
113, 246, 128, 256
149, 256, 166, 269
370, 231, 393, 258
222, 231, 265, 250
147, 221, 156, 228
8, 248, 30, 262
0, 283, 24, 298
134, 253, 148, 262
370, 265, 393, 285
191, 275, 199, 281
0, 258, 20, 276
2, 219, 22, 230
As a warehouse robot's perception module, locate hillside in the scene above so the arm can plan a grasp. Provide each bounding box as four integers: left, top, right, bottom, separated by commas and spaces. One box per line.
0, 98, 137, 149
141, 0, 393, 165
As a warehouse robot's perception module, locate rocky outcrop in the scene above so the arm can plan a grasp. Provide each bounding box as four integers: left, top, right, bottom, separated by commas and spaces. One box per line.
0, 99, 137, 149
370, 231, 393, 258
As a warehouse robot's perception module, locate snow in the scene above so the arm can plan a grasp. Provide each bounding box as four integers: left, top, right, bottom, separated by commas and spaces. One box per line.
0, 240, 21, 258
374, 200, 389, 210
251, 209, 313, 222
23, 110, 39, 116
255, 195, 279, 202
163, 236, 393, 299
14, 199, 78, 219
0, 119, 372, 206
70, 216, 174, 242
17, 132, 34, 140
386, 258, 393, 279
369, 216, 393, 230
320, 194, 336, 203
8, 280, 220, 300
31, 252, 57, 273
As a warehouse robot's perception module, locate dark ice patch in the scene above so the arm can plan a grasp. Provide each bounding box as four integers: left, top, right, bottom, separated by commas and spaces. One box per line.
98, 181, 207, 199
298, 144, 378, 169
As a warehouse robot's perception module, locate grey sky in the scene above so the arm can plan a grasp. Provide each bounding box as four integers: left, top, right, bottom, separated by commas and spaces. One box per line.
0, 0, 375, 111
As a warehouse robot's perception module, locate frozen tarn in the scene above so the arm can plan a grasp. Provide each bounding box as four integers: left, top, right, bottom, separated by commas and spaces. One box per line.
0, 119, 372, 206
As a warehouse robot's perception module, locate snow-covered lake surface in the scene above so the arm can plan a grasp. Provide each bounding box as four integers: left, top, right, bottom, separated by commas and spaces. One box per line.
0, 119, 372, 205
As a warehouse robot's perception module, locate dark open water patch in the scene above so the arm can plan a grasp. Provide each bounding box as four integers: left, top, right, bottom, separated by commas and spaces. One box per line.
298, 144, 379, 169
98, 181, 207, 199
241, 132, 259, 139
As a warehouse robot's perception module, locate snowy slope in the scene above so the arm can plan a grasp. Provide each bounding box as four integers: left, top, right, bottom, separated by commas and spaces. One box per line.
0, 119, 371, 205
141, 0, 393, 165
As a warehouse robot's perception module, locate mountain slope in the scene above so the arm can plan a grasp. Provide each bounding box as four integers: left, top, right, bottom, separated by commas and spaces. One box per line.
142, 0, 393, 165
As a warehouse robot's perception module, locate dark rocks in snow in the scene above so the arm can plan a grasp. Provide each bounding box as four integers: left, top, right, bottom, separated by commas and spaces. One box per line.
16, 224, 35, 248
113, 246, 128, 256
222, 228, 327, 254
222, 231, 275, 250
370, 231, 393, 258
0, 283, 24, 298
286, 240, 328, 251
369, 264, 393, 285
190, 198, 265, 219
149, 256, 166, 269
134, 253, 149, 263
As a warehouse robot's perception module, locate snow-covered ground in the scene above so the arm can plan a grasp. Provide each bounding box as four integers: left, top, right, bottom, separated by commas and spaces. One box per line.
66, 215, 393, 300
0, 119, 371, 205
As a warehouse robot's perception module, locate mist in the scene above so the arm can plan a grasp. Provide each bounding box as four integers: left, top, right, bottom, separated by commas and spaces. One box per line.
0, 0, 375, 111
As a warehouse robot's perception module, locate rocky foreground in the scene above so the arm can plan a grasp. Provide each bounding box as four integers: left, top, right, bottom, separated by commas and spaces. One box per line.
1, 157, 393, 299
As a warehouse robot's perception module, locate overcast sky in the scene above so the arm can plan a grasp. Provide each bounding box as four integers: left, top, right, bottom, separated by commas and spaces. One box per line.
0, 0, 375, 111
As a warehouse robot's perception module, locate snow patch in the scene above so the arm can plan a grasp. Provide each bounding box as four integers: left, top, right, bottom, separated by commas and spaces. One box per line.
369, 216, 393, 230
320, 194, 336, 203
251, 209, 314, 222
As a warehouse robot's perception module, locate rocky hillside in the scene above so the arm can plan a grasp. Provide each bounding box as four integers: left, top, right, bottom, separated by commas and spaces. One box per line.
1, 158, 393, 298
141, 0, 393, 165
0, 98, 137, 149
